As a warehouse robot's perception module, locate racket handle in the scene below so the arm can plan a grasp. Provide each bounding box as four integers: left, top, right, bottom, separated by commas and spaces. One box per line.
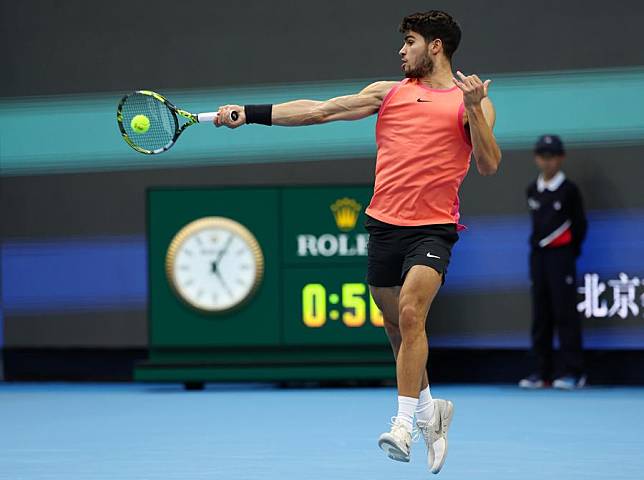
197, 112, 218, 123
197, 111, 240, 123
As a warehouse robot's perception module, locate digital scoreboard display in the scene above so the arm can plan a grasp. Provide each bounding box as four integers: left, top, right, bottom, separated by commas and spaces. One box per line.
299, 282, 383, 329
285, 274, 385, 345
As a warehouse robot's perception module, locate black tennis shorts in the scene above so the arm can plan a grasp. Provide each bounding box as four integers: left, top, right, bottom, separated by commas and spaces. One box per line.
365, 215, 459, 287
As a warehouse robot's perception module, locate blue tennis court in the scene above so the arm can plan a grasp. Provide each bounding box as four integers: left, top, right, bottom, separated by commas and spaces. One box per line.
1, 383, 642, 479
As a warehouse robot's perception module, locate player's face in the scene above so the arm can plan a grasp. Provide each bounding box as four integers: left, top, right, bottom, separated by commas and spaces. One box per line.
535, 154, 564, 178
399, 31, 433, 78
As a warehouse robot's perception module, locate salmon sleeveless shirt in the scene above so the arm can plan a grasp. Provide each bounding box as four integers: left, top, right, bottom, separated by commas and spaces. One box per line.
365, 78, 473, 227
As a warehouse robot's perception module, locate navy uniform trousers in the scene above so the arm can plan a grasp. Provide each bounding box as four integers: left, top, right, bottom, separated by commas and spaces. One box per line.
530, 245, 584, 378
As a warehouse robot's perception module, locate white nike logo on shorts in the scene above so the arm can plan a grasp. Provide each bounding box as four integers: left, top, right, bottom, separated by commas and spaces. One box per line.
427, 252, 441, 259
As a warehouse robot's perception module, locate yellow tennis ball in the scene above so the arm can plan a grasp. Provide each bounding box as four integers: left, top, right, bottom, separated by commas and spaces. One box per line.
131, 114, 150, 134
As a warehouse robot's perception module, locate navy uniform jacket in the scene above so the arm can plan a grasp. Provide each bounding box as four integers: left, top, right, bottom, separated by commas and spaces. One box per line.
526, 171, 587, 256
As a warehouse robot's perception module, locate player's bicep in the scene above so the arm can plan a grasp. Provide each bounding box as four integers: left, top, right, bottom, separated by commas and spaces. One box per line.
321, 95, 379, 121
321, 81, 396, 122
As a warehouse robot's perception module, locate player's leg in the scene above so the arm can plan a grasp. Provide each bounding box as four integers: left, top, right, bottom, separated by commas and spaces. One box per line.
371, 285, 434, 449
398, 266, 453, 474
374, 269, 440, 464
371, 286, 415, 463
396, 265, 441, 398
370, 285, 401, 353
370, 286, 430, 389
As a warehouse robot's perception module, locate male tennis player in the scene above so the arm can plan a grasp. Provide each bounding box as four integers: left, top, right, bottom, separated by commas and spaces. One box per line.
215, 10, 501, 474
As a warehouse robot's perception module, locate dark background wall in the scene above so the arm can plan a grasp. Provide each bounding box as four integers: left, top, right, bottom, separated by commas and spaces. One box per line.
2, 0, 644, 355
2, 0, 644, 97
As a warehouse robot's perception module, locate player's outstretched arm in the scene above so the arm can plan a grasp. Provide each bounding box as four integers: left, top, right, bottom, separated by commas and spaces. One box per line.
214, 81, 396, 129
453, 71, 502, 176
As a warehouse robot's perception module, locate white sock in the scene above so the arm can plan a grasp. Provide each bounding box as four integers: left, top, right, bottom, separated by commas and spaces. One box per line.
416, 386, 435, 423
396, 396, 418, 432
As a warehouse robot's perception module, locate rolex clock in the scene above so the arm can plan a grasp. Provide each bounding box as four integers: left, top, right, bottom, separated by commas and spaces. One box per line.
165, 217, 264, 313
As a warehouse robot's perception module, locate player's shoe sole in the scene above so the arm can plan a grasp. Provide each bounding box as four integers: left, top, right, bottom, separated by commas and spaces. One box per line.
378, 433, 411, 462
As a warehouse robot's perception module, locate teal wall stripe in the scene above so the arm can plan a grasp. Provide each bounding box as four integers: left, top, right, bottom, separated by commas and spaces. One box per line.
1, 67, 644, 175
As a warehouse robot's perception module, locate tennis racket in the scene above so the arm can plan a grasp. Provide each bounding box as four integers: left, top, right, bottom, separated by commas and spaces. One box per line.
116, 90, 239, 155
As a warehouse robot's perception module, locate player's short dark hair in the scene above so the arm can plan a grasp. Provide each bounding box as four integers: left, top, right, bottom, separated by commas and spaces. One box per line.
399, 11, 461, 61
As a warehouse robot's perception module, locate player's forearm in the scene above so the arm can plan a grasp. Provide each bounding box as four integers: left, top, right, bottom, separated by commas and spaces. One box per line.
272, 100, 329, 126
467, 105, 501, 176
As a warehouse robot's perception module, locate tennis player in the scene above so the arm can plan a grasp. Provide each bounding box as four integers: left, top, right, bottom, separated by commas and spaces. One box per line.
215, 10, 501, 474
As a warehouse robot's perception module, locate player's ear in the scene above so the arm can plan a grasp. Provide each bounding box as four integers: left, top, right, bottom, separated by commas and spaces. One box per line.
430, 38, 442, 55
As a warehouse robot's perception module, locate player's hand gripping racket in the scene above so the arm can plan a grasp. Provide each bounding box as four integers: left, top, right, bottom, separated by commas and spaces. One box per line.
116, 90, 238, 154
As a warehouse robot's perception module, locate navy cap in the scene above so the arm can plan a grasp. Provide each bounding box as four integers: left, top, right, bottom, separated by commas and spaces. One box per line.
534, 134, 565, 155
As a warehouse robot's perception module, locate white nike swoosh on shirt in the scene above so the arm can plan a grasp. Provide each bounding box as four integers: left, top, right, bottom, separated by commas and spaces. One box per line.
427, 253, 441, 259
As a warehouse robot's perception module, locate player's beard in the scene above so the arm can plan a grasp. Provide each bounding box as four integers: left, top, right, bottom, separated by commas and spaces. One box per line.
405, 52, 433, 78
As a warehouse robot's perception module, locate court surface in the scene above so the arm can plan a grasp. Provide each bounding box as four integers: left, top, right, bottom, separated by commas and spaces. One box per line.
1, 383, 642, 479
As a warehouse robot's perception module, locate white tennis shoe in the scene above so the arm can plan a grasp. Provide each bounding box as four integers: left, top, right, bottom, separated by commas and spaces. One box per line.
378, 417, 412, 462
415, 399, 454, 474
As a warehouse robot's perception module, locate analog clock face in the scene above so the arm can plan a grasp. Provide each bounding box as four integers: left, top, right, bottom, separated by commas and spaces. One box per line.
166, 217, 264, 313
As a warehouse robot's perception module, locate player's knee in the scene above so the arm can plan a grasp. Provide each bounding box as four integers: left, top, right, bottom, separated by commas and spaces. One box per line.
398, 303, 423, 334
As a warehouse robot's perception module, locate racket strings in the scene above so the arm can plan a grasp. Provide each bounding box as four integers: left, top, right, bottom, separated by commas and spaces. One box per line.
120, 93, 177, 153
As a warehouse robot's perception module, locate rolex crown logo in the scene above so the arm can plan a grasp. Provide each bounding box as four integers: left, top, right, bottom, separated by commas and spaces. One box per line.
330, 197, 362, 232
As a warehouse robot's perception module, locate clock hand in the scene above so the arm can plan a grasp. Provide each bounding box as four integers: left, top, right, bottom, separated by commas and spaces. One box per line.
214, 234, 235, 265
213, 269, 234, 298
210, 235, 235, 297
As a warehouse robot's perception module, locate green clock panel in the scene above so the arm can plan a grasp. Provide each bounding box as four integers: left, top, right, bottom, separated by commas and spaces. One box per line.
148, 187, 281, 347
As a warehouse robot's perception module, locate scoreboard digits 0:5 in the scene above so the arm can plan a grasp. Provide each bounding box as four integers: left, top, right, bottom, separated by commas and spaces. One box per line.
301, 282, 384, 328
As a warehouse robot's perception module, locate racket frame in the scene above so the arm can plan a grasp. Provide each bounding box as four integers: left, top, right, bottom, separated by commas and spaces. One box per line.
117, 90, 213, 155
